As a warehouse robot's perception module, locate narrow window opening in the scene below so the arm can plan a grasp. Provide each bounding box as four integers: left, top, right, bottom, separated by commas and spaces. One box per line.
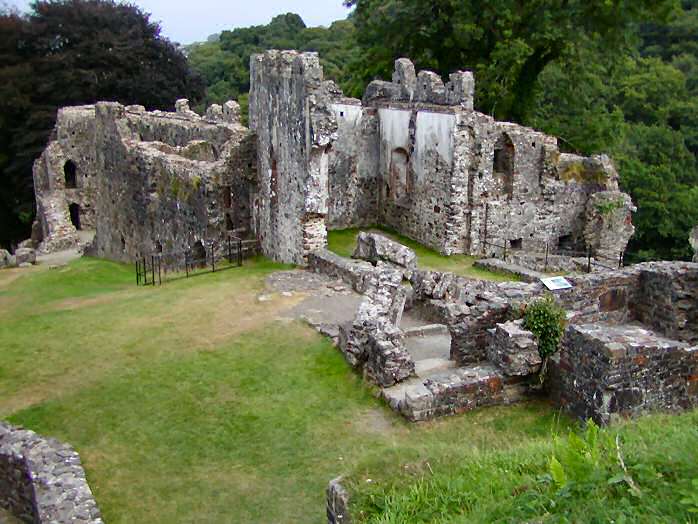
270, 147, 279, 208
222, 186, 232, 208
510, 238, 522, 250
68, 203, 81, 230
493, 134, 514, 199
64, 160, 77, 189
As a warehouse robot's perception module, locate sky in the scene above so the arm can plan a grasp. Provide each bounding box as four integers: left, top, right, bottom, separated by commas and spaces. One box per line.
6, 0, 352, 44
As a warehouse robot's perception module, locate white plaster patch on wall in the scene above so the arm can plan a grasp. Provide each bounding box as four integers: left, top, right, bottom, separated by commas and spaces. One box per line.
332, 103, 363, 128
414, 111, 456, 181
378, 108, 412, 169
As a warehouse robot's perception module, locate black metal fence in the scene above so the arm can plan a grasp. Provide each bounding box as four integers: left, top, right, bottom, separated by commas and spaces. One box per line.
481, 238, 624, 273
136, 236, 243, 286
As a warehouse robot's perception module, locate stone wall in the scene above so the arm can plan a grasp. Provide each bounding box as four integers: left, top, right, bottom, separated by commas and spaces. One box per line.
249, 50, 338, 264
557, 323, 698, 424
327, 101, 380, 229
0, 422, 103, 523
34, 99, 255, 263
337, 264, 414, 387
32, 106, 97, 252
247, 51, 635, 266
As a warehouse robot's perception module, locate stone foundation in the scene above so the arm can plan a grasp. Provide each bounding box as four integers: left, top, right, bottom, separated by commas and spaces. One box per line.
0, 422, 102, 523
557, 323, 698, 424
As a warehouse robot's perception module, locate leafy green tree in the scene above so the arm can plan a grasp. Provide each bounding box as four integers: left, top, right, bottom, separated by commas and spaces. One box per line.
0, 0, 204, 249
187, 14, 358, 115
345, 0, 675, 122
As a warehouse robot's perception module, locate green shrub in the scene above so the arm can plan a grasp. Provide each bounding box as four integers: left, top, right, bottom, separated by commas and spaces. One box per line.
523, 295, 567, 359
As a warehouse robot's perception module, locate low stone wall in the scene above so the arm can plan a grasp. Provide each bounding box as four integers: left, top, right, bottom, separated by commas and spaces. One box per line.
337, 263, 415, 387
635, 262, 698, 344
327, 477, 351, 523
556, 323, 698, 424
394, 365, 530, 422
473, 258, 545, 283
308, 249, 375, 293
487, 320, 541, 377
0, 422, 103, 523
353, 232, 417, 277
507, 252, 595, 274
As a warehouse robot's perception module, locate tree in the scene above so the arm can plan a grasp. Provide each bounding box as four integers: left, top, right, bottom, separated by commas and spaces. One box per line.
345, 0, 675, 122
187, 13, 358, 117
0, 0, 204, 250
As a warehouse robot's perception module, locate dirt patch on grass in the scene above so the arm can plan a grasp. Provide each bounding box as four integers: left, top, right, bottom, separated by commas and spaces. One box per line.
354, 408, 402, 436
0, 268, 26, 289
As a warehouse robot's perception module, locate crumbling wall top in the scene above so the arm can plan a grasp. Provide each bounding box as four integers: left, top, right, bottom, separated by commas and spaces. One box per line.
363, 57, 474, 109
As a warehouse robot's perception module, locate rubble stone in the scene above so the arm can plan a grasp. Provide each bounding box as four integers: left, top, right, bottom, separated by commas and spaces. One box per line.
352, 232, 417, 276
14, 248, 36, 266
556, 323, 698, 424
0, 422, 103, 523
487, 320, 541, 377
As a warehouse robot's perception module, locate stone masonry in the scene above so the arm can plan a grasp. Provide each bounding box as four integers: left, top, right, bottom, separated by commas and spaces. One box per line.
33, 50, 635, 270
0, 422, 103, 523
249, 51, 635, 266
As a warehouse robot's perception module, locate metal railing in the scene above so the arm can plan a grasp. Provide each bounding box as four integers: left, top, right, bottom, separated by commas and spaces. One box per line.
136, 235, 244, 286
482, 238, 624, 273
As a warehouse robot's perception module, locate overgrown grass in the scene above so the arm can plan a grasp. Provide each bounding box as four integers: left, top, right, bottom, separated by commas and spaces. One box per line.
350, 412, 698, 523
1, 258, 695, 523
327, 227, 513, 281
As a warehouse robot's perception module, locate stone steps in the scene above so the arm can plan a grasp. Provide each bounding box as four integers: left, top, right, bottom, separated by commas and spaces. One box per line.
381, 362, 530, 422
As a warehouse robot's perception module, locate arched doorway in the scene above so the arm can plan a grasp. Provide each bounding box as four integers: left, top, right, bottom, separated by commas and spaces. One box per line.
493, 134, 514, 199
68, 203, 81, 230
64, 160, 77, 189
389, 148, 410, 202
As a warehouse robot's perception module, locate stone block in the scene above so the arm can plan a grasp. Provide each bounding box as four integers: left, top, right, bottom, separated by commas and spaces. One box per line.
0, 249, 14, 269
352, 232, 417, 276
487, 320, 542, 377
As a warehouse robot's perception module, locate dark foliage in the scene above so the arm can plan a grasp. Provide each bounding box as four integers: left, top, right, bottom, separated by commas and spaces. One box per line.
0, 0, 204, 249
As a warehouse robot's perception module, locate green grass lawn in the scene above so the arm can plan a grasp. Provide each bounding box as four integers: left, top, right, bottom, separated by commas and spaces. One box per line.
1, 258, 696, 523
327, 227, 514, 281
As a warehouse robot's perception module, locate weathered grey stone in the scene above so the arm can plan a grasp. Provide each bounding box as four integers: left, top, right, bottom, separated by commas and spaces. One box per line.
487, 320, 541, 377
584, 191, 636, 265
0, 249, 13, 269
327, 477, 351, 524
0, 422, 103, 523
556, 323, 698, 424
14, 248, 36, 266
473, 258, 545, 282
33, 100, 254, 263
352, 232, 417, 276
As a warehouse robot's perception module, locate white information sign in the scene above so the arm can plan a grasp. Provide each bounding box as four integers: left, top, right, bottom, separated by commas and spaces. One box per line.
541, 276, 573, 291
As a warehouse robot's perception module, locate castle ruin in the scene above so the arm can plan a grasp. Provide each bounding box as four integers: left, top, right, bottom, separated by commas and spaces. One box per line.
32, 50, 635, 268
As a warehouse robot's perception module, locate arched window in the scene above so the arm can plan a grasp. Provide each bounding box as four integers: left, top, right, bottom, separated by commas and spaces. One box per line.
154, 241, 163, 253
64, 160, 77, 189
68, 203, 81, 230
493, 134, 514, 199
389, 148, 410, 202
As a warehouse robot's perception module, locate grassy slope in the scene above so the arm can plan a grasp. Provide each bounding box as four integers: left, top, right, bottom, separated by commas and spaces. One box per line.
0, 258, 696, 523
327, 227, 514, 281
